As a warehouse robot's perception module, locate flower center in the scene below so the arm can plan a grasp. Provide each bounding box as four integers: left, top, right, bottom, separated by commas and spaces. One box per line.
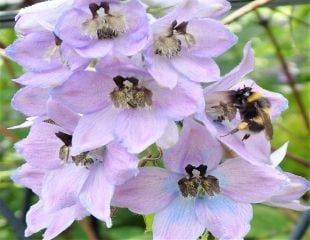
83, 2, 128, 40
110, 75, 153, 109
178, 164, 220, 198
154, 20, 196, 58
56, 132, 105, 168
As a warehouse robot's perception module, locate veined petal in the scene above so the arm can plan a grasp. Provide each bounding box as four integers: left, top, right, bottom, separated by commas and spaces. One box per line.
164, 118, 223, 174
11, 163, 44, 195
114, 109, 168, 154
41, 165, 89, 211
171, 55, 220, 83
71, 106, 117, 155
211, 158, 289, 203
47, 99, 80, 132
156, 121, 179, 149
265, 200, 310, 211
195, 195, 252, 239
205, 42, 254, 94
187, 18, 237, 58
15, 122, 64, 170
154, 79, 204, 120
153, 197, 205, 240
103, 142, 139, 185
12, 86, 49, 117
52, 71, 113, 114
268, 172, 310, 202
79, 165, 114, 227
113, 167, 179, 215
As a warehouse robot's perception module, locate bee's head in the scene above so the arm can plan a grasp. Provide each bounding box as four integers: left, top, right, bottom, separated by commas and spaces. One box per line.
234, 86, 253, 103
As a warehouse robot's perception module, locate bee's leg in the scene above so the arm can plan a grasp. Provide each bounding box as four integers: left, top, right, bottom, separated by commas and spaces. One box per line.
221, 122, 249, 137
242, 134, 251, 141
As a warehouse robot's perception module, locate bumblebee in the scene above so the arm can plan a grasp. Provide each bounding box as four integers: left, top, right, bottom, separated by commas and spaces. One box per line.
211, 86, 273, 141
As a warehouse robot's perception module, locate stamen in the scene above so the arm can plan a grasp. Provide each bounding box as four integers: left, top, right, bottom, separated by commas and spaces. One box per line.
83, 2, 127, 40
110, 76, 153, 109
178, 164, 220, 198
154, 20, 196, 58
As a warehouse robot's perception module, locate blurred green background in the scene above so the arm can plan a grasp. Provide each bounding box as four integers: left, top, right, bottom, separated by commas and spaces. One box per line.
0, 4, 309, 240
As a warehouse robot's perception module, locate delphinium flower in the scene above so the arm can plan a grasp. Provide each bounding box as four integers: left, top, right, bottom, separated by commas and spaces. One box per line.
113, 118, 290, 239
197, 42, 289, 165
143, 0, 237, 88
12, 102, 139, 238
55, 0, 149, 58
52, 55, 204, 154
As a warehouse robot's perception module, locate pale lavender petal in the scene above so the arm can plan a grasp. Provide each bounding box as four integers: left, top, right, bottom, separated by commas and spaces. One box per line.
205, 42, 254, 94
55, 9, 91, 48
232, 80, 288, 119
153, 197, 205, 240
113, 0, 149, 56
11, 163, 44, 195
196, 0, 231, 18
187, 18, 237, 58
75, 40, 113, 58
268, 172, 310, 202
154, 79, 204, 120
79, 165, 114, 227
12, 86, 49, 116
71, 106, 117, 155
114, 109, 168, 153
15, 122, 64, 169
15, 0, 73, 35
164, 118, 223, 174
47, 99, 80, 132
265, 200, 310, 211
211, 158, 289, 203
217, 127, 272, 165
52, 71, 113, 114
41, 165, 89, 211
270, 142, 289, 167
145, 51, 180, 89
14, 69, 72, 88
5, 32, 62, 72
103, 142, 139, 185
43, 204, 88, 240
171, 55, 220, 83
25, 201, 49, 237
113, 167, 179, 215
156, 121, 179, 149
195, 195, 252, 239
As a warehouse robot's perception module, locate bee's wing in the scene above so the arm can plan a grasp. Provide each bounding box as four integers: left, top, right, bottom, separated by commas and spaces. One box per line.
255, 103, 273, 140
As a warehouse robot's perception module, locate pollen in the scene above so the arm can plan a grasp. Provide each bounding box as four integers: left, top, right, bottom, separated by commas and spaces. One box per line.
178, 164, 220, 198
83, 3, 127, 40
110, 76, 153, 109
154, 36, 181, 58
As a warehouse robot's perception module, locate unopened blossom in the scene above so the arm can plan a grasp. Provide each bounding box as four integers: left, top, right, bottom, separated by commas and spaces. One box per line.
55, 0, 149, 58
144, 0, 237, 88
113, 118, 289, 239
52, 56, 204, 154
12, 102, 139, 237
197, 42, 288, 165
